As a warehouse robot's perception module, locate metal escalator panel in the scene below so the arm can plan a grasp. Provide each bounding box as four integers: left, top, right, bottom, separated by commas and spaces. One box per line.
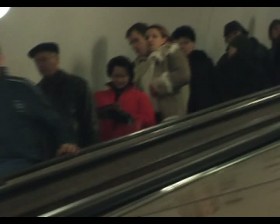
39, 121, 280, 217
106, 140, 280, 217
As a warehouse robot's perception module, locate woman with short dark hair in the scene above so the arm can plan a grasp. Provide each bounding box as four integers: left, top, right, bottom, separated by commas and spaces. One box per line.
94, 56, 156, 142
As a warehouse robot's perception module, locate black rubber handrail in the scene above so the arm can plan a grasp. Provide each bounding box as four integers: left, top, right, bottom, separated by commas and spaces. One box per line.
5, 86, 280, 183
7, 85, 280, 180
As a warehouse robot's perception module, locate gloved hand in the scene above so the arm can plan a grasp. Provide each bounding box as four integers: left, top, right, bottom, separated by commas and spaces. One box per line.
97, 104, 119, 119
110, 108, 134, 124
97, 104, 133, 124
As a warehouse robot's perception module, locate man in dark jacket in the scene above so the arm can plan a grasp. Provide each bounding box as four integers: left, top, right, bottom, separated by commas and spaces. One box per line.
28, 42, 96, 148
215, 20, 272, 103
171, 25, 216, 113
268, 19, 280, 85
0, 54, 80, 178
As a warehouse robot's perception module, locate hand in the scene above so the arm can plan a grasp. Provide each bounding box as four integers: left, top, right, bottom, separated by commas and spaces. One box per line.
106, 103, 120, 111
115, 110, 134, 124
109, 108, 133, 124
97, 104, 120, 119
227, 46, 238, 58
56, 143, 80, 157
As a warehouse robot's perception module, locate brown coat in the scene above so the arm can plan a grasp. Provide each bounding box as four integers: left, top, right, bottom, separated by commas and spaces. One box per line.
134, 43, 191, 119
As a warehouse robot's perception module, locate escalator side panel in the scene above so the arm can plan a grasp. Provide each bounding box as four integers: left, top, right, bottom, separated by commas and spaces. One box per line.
116, 142, 280, 217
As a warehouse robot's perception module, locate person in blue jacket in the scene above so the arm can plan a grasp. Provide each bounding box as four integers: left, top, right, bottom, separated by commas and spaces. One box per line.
0, 53, 80, 179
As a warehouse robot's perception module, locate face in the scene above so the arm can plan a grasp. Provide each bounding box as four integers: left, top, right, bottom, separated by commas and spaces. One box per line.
127, 31, 149, 57
270, 24, 280, 41
175, 37, 195, 56
111, 66, 130, 89
225, 30, 241, 44
33, 52, 59, 77
146, 28, 167, 51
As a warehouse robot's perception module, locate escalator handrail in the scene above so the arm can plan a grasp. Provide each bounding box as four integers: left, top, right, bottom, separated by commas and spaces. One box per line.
4, 87, 280, 184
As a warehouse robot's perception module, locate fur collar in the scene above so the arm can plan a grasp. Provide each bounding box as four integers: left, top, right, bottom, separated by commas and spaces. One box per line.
148, 43, 179, 62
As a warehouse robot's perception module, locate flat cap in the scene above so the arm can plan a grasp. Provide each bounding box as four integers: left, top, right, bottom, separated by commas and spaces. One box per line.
28, 42, 59, 58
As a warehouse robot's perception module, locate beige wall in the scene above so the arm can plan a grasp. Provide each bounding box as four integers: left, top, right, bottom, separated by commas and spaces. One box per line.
0, 7, 279, 91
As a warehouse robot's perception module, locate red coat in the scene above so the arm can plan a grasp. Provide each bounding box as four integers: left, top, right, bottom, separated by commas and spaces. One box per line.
94, 85, 156, 142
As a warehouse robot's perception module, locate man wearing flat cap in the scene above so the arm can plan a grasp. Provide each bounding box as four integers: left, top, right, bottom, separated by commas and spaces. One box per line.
214, 20, 272, 103
28, 42, 96, 149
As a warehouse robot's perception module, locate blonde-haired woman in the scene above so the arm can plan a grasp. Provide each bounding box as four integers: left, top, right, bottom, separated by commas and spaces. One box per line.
142, 24, 191, 122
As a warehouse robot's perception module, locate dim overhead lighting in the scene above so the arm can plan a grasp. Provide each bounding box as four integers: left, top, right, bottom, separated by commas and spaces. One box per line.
0, 7, 10, 19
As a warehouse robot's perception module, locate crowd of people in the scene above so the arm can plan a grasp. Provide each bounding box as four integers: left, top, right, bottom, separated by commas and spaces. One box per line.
1, 19, 280, 178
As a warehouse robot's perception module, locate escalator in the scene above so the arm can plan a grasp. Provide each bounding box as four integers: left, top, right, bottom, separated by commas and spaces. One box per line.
6, 85, 280, 180
41, 123, 280, 217
1, 87, 280, 216
103, 140, 280, 217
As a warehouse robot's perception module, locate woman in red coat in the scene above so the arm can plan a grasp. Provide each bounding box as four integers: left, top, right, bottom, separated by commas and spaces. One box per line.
94, 56, 156, 142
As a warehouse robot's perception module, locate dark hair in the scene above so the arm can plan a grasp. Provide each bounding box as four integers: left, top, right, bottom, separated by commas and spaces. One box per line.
224, 20, 248, 37
126, 22, 149, 38
147, 24, 170, 40
107, 56, 135, 81
268, 19, 280, 40
171, 25, 196, 42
